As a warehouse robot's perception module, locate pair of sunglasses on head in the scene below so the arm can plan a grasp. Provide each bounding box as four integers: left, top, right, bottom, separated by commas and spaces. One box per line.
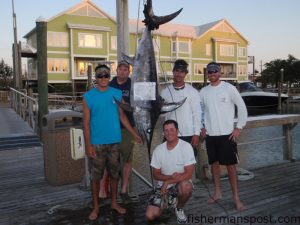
96, 73, 110, 79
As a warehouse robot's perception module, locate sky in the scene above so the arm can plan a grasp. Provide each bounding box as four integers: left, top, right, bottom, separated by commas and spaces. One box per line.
1, 0, 300, 72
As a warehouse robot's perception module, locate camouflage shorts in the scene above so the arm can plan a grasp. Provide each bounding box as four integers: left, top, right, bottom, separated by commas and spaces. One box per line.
148, 185, 178, 209
90, 143, 121, 180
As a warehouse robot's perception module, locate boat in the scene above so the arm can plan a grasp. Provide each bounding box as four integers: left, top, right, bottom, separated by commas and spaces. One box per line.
237, 81, 289, 110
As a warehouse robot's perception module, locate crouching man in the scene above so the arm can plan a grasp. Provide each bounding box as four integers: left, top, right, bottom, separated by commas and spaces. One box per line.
145, 120, 196, 224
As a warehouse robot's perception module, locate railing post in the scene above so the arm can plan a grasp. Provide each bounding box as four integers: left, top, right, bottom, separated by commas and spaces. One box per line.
282, 124, 294, 161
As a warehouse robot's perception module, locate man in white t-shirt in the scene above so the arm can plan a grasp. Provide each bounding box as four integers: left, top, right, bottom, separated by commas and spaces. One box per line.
199, 61, 247, 211
145, 120, 196, 224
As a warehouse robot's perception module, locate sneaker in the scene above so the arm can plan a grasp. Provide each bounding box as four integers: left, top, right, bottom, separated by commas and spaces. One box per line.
175, 208, 187, 224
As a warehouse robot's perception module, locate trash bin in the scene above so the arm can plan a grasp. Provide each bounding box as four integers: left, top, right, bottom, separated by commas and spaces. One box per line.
42, 110, 84, 185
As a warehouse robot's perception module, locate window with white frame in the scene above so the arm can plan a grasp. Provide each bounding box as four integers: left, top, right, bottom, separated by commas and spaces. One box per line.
78, 33, 102, 48
47, 32, 68, 47
194, 64, 205, 75
172, 41, 189, 53
238, 47, 247, 57
238, 65, 247, 75
111, 36, 117, 50
153, 38, 160, 52
220, 44, 234, 56
206, 44, 211, 56
48, 59, 69, 73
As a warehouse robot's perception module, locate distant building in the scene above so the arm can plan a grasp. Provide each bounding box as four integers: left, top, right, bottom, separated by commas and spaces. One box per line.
22, 0, 249, 92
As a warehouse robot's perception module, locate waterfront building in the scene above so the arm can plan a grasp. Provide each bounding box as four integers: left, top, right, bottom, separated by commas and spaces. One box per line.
22, 0, 249, 92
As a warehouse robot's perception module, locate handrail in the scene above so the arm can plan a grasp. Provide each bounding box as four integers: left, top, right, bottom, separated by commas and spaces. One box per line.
9, 88, 38, 132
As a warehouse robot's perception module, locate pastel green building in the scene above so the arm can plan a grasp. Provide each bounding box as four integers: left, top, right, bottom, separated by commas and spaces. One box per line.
22, 0, 249, 92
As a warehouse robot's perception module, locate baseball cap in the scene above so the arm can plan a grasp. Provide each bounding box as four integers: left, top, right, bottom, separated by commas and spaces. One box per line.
173, 59, 188, 73
117, 60, 130, 69
95, 64, 110, 76
206, 62, 221, 73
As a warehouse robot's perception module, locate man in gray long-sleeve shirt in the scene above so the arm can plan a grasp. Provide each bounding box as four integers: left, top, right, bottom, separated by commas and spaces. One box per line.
199, 61, 247, 211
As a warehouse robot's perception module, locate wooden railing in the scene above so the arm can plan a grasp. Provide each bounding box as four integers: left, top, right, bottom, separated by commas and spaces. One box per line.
239, 114, 300, 161
9, 88, 38, 132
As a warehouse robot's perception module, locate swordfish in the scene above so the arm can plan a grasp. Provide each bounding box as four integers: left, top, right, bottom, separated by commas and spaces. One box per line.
120, 0, 185, 150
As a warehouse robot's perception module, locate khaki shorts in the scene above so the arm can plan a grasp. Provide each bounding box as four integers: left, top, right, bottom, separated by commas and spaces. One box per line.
120, 128, 134, 163
90, 144, 121, 181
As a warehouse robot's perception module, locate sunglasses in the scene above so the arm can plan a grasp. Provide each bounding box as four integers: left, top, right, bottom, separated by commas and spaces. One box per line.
207, 70, 219, 74
96, 74, 110, 79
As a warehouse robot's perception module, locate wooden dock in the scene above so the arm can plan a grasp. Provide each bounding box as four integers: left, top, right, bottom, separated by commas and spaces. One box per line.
1, 147, 300, 225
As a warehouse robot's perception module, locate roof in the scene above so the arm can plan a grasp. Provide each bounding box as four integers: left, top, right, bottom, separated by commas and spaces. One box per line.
23, 1, 248, 44
20, 42, 37, 58
128, 18, 248, 43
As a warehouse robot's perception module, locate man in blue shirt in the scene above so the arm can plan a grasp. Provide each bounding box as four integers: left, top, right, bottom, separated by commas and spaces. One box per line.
83, 64, 141, 220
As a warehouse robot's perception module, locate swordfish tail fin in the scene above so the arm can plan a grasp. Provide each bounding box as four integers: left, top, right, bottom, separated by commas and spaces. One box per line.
143, 0, 183, 30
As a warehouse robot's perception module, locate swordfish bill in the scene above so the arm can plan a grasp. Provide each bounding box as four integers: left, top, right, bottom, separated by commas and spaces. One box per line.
120, 0, 183, 150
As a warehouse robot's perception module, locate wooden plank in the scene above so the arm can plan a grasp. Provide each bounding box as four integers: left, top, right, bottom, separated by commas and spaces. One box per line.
245, 114, 300, 129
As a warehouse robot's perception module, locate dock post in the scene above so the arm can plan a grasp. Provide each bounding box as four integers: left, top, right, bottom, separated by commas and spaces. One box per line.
278, 68, 284, 112
36, 18, 48, 137
282, 124, 293, 161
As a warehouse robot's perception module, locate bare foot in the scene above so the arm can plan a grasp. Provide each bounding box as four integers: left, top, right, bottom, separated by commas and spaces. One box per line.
207, 194, 222, 204
111, 203, 126, 214
88, 208, 99, 221
235, 199, 246, 211
99, 191, 110, 199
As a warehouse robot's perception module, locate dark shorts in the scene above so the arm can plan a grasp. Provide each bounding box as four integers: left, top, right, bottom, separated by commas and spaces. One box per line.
89, 143, 121, 181
120, 128, 134, 163
205, 135, 239, 165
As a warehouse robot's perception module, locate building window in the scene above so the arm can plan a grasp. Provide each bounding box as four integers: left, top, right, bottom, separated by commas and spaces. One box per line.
238, 65, 247, 75
78, 62, 88, 76
78, 33, 102, 48
206, 44, 211, 56
172, 41, 190, 53
111, 36, 117, 50
28, 61, 37, 78
194, 64, 205, 75
220, 44, 234, 56
47, 32, 68, 47
48, 59, 69, 73
238, 47, 247, 57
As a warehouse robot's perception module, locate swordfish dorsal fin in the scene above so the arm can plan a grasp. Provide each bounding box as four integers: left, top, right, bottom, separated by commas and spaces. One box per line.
121, 53, 134, 65
143, 0, 183, 31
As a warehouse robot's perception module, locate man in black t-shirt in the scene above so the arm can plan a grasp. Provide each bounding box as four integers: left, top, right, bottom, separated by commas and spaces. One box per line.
109, 61, 135, 202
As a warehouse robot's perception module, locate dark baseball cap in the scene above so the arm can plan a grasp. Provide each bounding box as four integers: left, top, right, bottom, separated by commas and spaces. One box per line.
173, 59, 188, 73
